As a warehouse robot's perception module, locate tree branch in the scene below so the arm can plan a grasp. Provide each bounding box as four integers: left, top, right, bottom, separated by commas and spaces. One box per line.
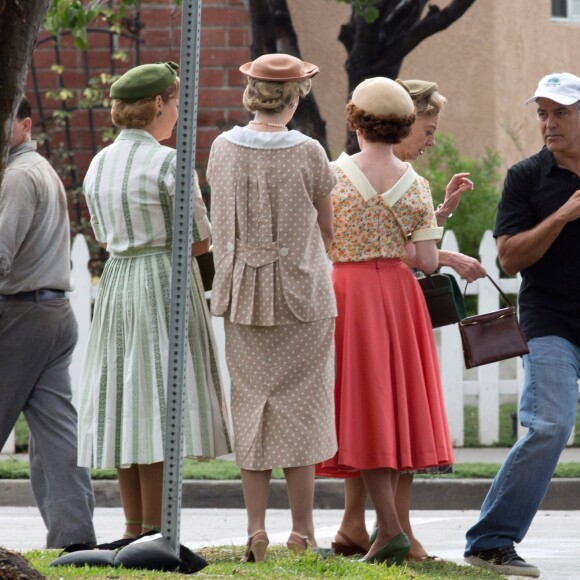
402, 0, 477, 55
373, 0, 477, 74
379, 0, 428, 48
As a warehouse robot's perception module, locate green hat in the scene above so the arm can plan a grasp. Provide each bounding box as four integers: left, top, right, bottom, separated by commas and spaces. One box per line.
110, 61, 179, 101
395, 79, 438, 102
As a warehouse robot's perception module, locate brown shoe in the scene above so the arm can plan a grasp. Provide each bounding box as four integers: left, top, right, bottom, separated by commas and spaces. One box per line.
331, 530, 368, 557
287, 531, 313, 554
241, 530, 269, 563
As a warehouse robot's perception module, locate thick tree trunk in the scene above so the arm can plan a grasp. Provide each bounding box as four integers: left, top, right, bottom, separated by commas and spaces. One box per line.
0, 0, 51, 191
247, 0, 330, 154
248, 0, 278, 56
340, 0, 477, 153
0, 546, 45, 579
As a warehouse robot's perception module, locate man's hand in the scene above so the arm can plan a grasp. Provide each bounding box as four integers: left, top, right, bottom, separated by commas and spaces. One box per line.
555, 189, 580, 224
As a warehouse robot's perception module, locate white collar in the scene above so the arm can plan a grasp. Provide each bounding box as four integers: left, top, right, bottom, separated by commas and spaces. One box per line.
223, 125, 310, 149
333, 152, 418, 206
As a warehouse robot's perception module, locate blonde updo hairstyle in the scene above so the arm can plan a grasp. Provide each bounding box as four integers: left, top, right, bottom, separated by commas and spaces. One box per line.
111, 78, 180, 129
243, 78, 312, 114
346, 102, 415, 144
413, 90, 447, 119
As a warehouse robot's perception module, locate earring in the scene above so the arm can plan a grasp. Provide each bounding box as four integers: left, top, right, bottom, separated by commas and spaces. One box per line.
157, 110, 163, 117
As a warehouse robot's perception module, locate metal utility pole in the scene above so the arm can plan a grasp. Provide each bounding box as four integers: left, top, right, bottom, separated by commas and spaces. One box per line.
161, 0, 203, 555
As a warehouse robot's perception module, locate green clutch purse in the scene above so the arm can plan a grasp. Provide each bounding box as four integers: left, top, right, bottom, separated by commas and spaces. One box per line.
418, 272, 467, 328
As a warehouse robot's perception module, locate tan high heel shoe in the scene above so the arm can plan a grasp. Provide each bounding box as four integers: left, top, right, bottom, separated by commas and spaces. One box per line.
287, 531, 313, 554
241, 529, 269, 562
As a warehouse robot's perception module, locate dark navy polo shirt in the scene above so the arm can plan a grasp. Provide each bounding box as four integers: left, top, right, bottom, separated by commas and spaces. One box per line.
494, 146, 580, 344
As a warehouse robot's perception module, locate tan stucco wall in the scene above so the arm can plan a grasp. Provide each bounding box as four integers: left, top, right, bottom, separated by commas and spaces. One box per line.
287, 1, 350, 159
291, 0, 580, 170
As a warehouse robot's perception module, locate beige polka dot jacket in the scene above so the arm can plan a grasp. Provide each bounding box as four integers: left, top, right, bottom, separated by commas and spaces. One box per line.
207, 127, 338, 326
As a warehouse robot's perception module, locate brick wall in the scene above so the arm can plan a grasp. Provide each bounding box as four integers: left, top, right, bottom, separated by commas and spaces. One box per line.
197, 0, 251, 164
27, 0, 250, 187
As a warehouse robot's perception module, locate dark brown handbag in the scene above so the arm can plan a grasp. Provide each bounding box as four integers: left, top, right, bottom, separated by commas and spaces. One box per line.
458, 275, 529, 369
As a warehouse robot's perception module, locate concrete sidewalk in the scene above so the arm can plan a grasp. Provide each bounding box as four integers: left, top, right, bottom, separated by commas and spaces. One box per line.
2, 448, 580, 510
452, 447, 580, 463
0, 507, 578, 580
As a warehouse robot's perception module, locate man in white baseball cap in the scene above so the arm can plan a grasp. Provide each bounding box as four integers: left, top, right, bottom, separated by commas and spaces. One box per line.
525, 72, 580, 105
464, 72, 580, 578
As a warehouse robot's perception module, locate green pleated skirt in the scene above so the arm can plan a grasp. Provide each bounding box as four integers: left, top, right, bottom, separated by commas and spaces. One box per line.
78, 250, 231, 468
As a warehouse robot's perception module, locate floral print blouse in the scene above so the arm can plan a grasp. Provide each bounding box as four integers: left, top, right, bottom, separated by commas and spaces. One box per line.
328, 152, 442, 263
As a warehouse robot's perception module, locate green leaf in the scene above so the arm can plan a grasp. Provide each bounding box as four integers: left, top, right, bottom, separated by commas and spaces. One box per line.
336, 0, 381, 23
363, 6, 380, 23
112, 50, 129, 62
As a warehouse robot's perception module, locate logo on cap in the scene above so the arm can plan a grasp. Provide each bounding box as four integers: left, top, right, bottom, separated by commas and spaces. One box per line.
546, 76, 562, 86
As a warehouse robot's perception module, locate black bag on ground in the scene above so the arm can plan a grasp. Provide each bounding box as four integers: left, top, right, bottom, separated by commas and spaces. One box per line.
51, 531, 208, 574
418, 272, 467, 328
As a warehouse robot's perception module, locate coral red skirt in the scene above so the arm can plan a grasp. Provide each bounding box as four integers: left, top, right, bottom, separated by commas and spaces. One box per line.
316, 258, 453, 478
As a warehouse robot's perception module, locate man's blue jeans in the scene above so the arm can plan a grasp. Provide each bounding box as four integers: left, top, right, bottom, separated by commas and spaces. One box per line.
465, 336, 580, 555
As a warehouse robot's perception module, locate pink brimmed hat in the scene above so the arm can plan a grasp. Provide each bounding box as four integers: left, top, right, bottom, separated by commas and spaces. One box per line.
239, 53, 319, 82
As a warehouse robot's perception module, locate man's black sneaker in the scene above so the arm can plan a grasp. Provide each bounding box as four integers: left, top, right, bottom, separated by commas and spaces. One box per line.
465, 546, 540, 577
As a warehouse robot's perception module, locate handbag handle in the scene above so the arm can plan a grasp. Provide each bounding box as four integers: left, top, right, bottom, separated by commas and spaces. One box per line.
463, 274, 515, 308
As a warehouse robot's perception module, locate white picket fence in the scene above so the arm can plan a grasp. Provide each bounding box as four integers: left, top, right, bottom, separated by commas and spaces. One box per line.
436, 230, 524, 447
1, 230, 530, 454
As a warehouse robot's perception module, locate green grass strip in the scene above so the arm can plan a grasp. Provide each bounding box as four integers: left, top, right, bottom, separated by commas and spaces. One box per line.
1, 458, 580, 480
26, 545, 504, 579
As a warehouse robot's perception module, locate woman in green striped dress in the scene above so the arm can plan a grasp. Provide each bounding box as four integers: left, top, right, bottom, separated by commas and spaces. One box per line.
78, 62, 231, 539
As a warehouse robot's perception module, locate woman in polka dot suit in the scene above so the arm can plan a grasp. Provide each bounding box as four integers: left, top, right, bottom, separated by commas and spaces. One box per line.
207, 53, 338, 562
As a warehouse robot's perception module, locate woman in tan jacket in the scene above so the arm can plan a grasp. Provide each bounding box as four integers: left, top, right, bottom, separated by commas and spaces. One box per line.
207, 53, 337, 562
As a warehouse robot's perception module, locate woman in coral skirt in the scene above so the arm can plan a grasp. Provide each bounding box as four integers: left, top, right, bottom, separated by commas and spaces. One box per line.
316, 77, 454, 565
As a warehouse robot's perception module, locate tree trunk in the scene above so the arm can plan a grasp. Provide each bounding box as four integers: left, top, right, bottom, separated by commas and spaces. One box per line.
248, 0, 278, 56
246, 0, 330, 154
0, 546, 45, 579
0, 0, 51, 191
340, 0, 477, 153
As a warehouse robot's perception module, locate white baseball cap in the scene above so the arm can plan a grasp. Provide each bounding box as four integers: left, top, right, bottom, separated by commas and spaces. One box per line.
525, 72, 580, 105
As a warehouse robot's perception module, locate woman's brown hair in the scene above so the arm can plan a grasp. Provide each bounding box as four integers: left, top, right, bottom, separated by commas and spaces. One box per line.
346, 102, 415, 144
111, 78, 180, 129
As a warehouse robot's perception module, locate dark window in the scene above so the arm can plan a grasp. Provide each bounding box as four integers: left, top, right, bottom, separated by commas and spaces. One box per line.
552, 0, 567, 17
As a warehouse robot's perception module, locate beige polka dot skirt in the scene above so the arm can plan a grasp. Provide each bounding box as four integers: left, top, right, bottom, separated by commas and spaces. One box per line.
224, 318, 337, 470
